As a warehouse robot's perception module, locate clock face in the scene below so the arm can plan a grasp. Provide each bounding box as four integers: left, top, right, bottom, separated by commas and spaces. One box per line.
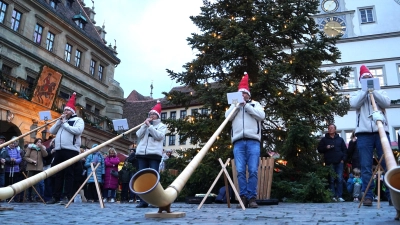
322, 0, 339, 13
320, 17, 346, 37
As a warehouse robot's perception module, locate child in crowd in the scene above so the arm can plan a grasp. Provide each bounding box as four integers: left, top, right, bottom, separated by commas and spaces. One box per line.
347, 168, 362, 202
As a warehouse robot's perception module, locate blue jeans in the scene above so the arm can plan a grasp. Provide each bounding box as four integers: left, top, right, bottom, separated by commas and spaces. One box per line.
136, 157, 161, 205
103, 189, 116, 198
233, 139, 260, 199
329, 162, 344, 198
357, 133, 391, 200
137, 158, 160, 172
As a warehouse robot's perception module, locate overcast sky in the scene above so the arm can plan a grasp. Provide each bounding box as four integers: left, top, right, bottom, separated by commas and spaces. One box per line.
92, 0, 203, 99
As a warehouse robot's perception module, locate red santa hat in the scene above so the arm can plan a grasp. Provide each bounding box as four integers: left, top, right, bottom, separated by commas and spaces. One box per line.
238, 72, 251, 96
149, 100, 162, 118
64, 92, 77, 114
359, 65, 373, 80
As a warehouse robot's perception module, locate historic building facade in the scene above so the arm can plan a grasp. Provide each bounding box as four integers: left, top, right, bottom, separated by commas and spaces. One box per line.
0, 0, 131, 155
314, 0, 400, 146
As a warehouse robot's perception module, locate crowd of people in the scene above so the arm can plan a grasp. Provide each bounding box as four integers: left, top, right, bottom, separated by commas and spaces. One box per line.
0, 65, 394, 208
317, 65, 392, 207
0, 96, 174, 205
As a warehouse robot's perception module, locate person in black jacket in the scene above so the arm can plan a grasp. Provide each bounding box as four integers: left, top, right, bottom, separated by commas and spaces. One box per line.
347, 131, 360, 171
43, 139, 55, 202
126, 148, 137, 203
317, 124, 347, 202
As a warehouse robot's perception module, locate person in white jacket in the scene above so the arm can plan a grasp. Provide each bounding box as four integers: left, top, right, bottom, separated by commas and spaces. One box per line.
135, 100, 166, 208
47, 92, 84, 204
225, 73, 265, 208
349, 65, 391, 207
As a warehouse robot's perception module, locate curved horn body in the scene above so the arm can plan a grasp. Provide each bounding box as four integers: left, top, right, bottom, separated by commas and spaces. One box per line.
0, 118, 59, 149
0, 123, 144, 201
130, 106, 239, 207
368, 91, 400, 217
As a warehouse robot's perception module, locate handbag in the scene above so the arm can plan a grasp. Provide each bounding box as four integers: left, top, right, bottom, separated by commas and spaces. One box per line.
110, 169, 119, 178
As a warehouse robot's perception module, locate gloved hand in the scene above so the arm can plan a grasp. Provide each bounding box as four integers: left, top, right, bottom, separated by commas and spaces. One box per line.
369, 111, 385, 124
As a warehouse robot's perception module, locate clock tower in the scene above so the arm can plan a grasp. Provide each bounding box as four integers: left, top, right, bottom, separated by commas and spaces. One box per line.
316, 0, 354, 38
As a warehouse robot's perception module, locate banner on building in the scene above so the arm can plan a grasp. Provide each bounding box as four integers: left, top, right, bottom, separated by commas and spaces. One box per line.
31, 66, 62, 108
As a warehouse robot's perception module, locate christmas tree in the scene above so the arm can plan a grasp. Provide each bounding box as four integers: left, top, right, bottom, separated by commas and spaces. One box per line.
164, 0, 350, 202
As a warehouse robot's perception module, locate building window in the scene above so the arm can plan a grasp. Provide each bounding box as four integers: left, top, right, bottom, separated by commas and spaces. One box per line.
163, 136, 166, 146
179, 135, 186, 145
64, 43, 72, 62
369, 67, 385, 86
169, 135, 176, 145
342, 70, 357, 89
180, 110, 187, 119
98, 65, 104, 80
191, 108, 198, 115
49, 0, 58, 9
33, 24, 43, 44
94, 108, 100, 115
66, 0, 73, 8
46, 32, 55, 52
0, 1, 7, 24
59, 91, 70, 100
75, 50, 82, 68
201, 108, 209, 115
345, 131, 353, 143
161, 112, 167, 120
10, 9, 22, 31
86, 103, 92, 111
75, 20, 84, 29
89, 60, 96, 75
170, 111, 176, 120
360, 8, 374, 23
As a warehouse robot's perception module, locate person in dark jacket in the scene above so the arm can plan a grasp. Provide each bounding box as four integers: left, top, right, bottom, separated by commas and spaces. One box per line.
317, 124, 347, 202
126, 148, 137, 202
0, 135, 10, 188
347, 131, 360, 171
119, 161, 133, 203
43, 139, 55, 201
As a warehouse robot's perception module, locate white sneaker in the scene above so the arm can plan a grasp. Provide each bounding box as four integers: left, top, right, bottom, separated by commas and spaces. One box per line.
110, 198, 115, 203
332, 197, 337, 202
128, 200, 134, 203
338, 197, 345, 202
103, 198, 107, 203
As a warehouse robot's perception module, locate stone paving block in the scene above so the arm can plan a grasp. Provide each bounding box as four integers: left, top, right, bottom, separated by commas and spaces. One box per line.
0, 201, 398, 224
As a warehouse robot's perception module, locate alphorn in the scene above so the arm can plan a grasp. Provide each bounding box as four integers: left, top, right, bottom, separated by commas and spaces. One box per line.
129, 106, 239, 213
367, 91, 400, 219
0, 122, 144, 201
0, 118, 59, 149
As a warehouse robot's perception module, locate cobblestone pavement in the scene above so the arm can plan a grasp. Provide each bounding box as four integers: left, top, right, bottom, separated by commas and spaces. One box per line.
0, 201, 398, 224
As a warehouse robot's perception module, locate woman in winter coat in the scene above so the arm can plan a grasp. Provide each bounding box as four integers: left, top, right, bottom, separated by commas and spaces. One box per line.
84, 144, 105, 202
24, 138, 48, 201
102, 148, 120, 203
5, 137, 22, 202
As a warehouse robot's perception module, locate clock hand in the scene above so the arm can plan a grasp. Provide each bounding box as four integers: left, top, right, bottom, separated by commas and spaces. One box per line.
327, 0, 334, 9
325, 25, 341, 33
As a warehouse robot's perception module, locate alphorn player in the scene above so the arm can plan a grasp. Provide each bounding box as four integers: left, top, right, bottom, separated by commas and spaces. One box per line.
46, 92, 85, 204
225, 72, 265, 208
135, 100, 166, 208
350, 65, 391, 207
